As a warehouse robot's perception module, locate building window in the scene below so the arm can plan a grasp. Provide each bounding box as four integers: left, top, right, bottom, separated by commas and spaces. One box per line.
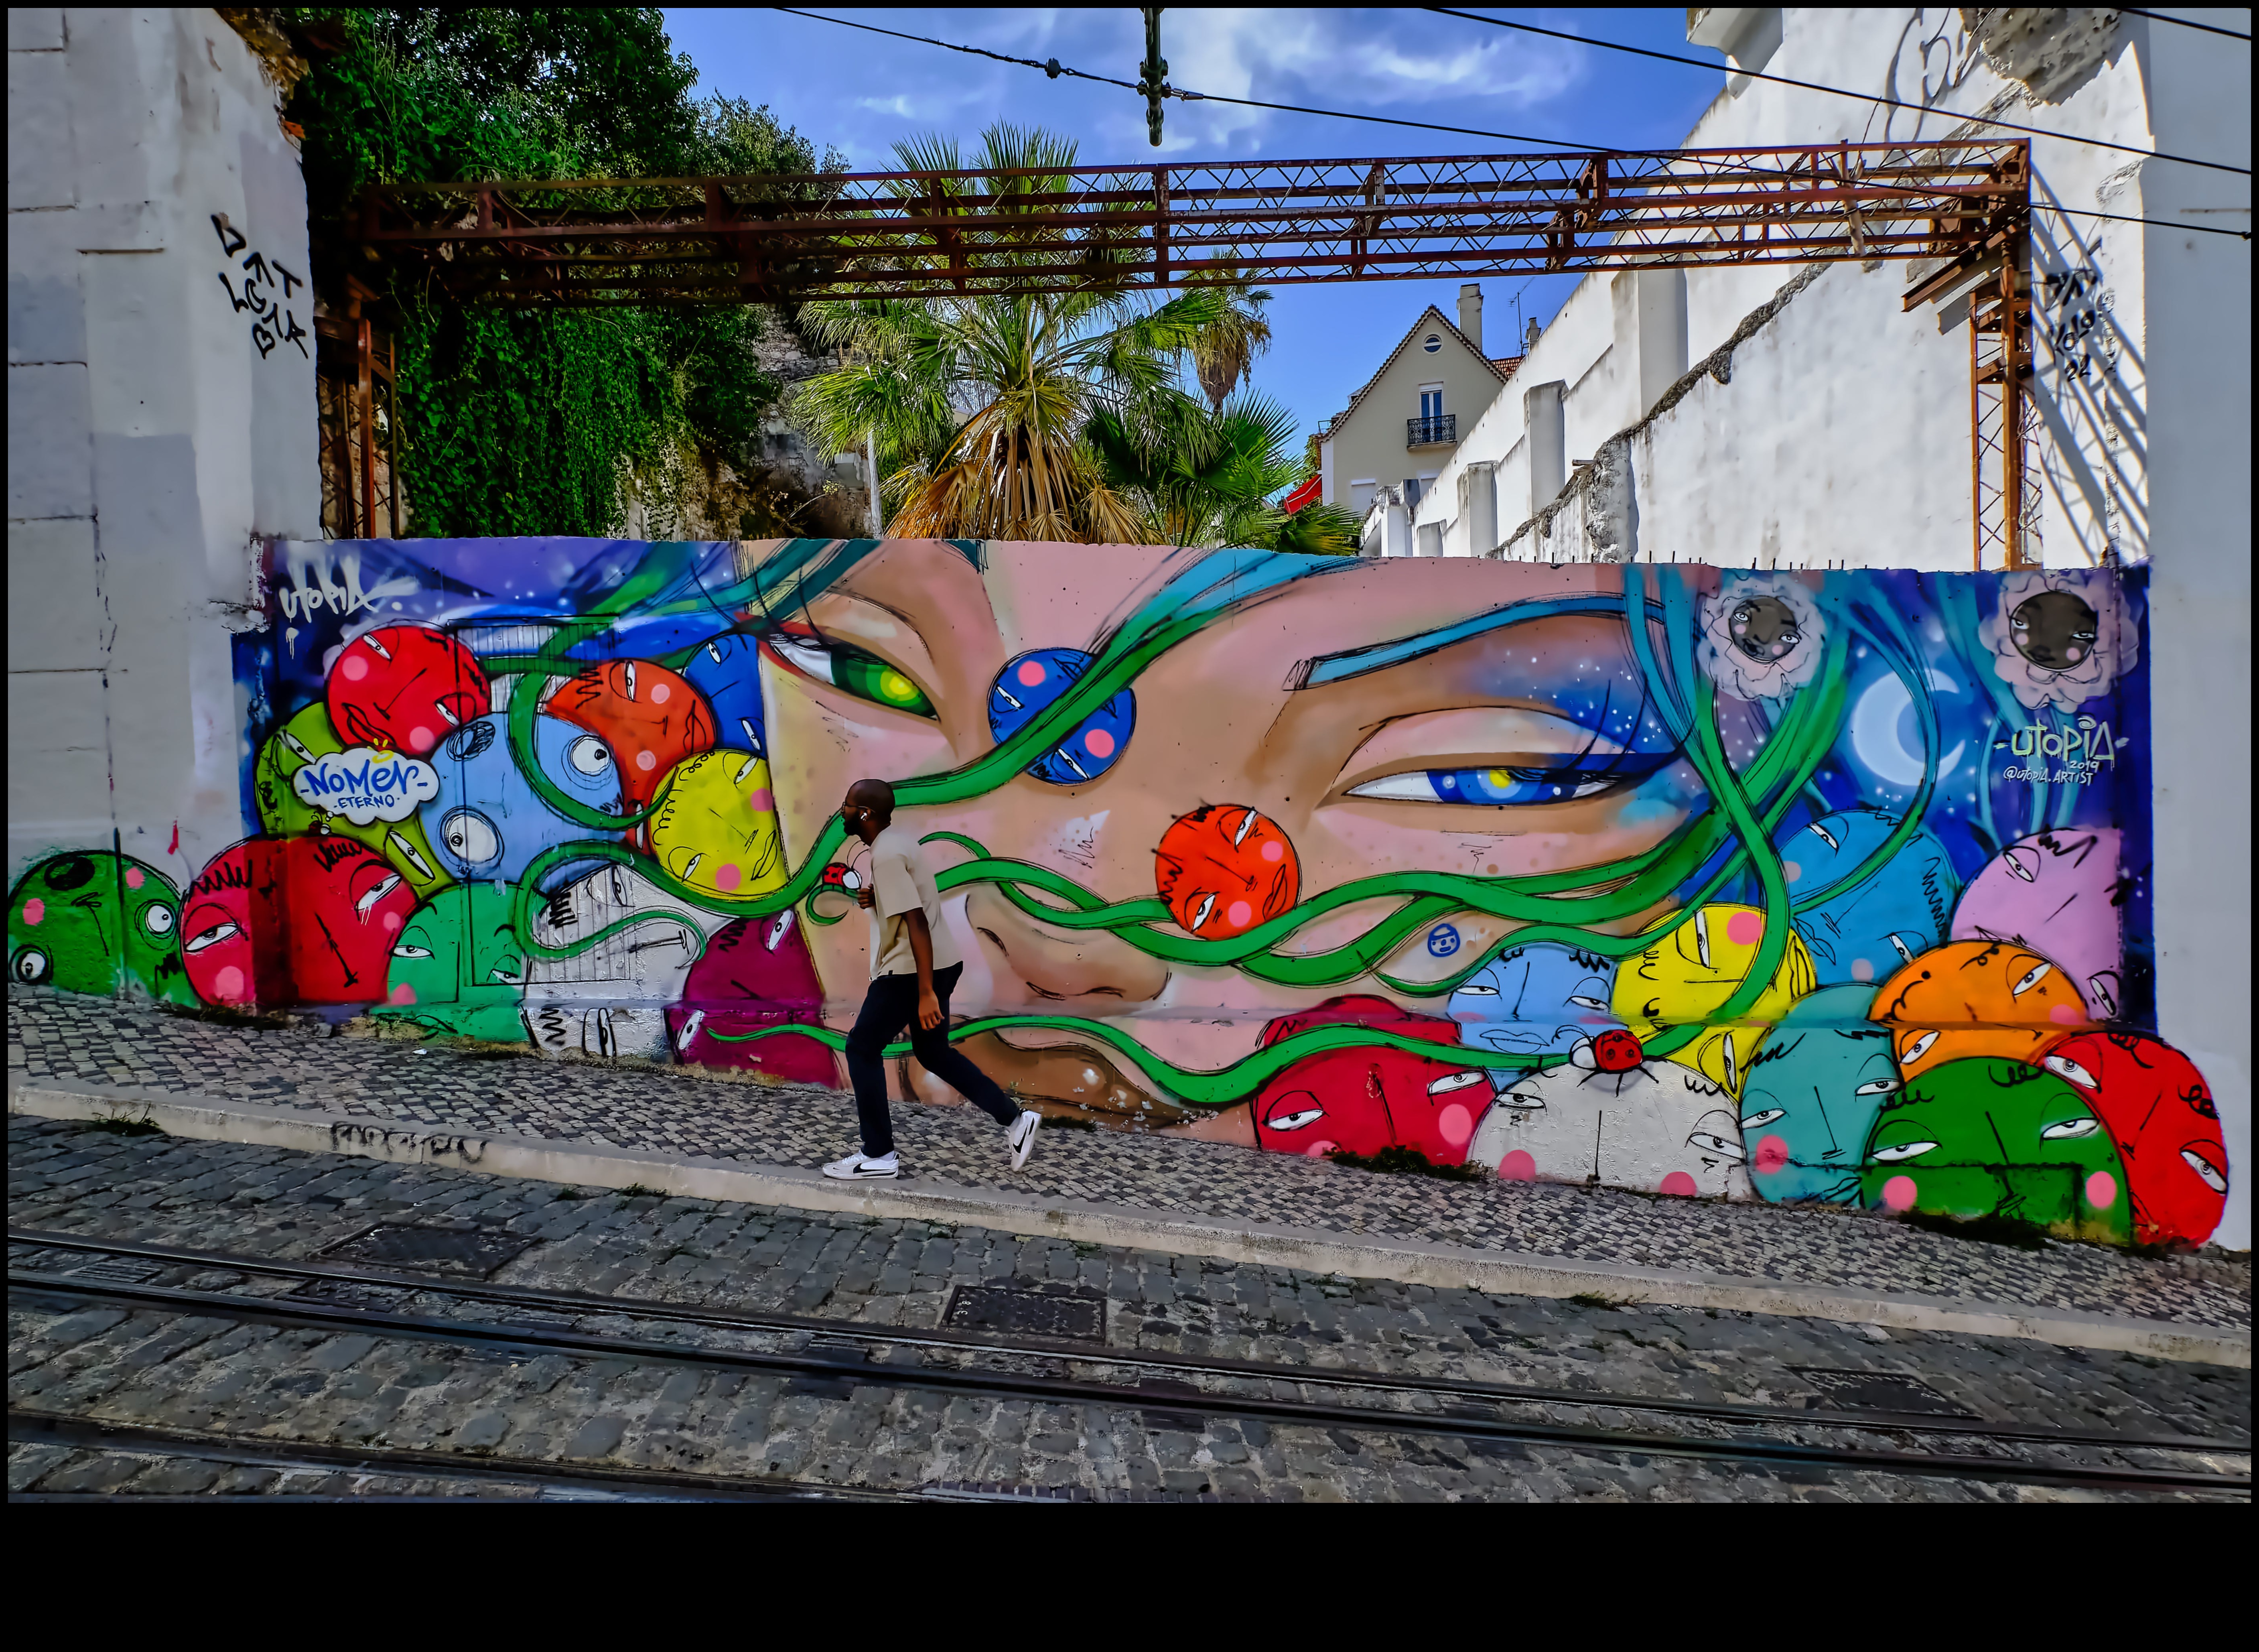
1421, 333, 1442, 353
1419, 387, 1443, 422
1350, 480, 1378, 516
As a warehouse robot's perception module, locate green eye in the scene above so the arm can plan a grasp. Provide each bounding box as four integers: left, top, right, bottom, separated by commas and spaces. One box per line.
772, 635, 935, 718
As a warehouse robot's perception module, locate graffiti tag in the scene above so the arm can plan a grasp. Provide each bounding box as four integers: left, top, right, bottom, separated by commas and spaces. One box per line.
2001, 716, 2120, 785
292, 747, 440, 825
212, 213, 308, 361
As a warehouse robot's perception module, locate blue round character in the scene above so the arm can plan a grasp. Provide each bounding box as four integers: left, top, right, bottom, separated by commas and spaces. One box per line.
1426, 924, 1461, 958
988, 649, 1135, 786
422, 714, 621, 892
1779, 808, 1959, 986
681, 632, 768, 758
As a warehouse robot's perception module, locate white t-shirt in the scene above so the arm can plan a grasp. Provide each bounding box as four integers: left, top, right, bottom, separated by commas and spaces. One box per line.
866, 823, 964, 981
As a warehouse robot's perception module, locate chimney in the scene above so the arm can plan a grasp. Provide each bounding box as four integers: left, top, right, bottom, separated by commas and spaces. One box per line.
1524, 315, 1541, 352
1457, 282, 1483, 354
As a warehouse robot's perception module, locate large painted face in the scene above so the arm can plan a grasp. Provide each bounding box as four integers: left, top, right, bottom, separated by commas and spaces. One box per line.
1250, 996, 1488, 1163
1782, 809, 1958, 986
1874, 939, 2090, 1081
1447, 943, 1620, 1057
666, 910, 838, 1084
1738, 984, 1899, 1204
325, 624, 491, 757
1951, 829, 2125, 1018
2034, 1033, 2228, 1247
757, 544, 1719, 1111
8, 852, 194, 1004
1468, 1059, 1744, 1197
1861, 1057, 2129, 1242
547, 658, 716, 817
1612, 905, 1816, 1093
419, 715, 622, 892
372, 880, 529, 1043
680, 632, 770, 759
647, 750, 787, 901
1155, 804, 1299, 941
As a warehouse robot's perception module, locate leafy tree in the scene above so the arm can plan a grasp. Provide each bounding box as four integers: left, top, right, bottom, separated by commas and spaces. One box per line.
1187, 270, 1275, 415
1090, 394, 1361, 554
284, 8, 832, 537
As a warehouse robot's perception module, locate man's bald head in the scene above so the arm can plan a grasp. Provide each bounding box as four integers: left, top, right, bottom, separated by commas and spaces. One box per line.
847, 778, 895, 814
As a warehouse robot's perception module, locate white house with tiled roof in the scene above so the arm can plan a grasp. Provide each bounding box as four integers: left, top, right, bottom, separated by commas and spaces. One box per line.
1315, 284, 1519, 555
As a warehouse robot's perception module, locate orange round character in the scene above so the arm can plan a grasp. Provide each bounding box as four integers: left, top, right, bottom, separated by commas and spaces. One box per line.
546, 658, 716, 834
1155, 804, 1299, 941
1873, 938, 2091, 1081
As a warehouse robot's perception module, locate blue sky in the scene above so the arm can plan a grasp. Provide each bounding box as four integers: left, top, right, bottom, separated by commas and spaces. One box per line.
661, 8, 1730, 443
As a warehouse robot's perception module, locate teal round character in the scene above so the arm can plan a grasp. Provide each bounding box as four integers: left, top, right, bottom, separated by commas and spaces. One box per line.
1739, 984, 1896, 1204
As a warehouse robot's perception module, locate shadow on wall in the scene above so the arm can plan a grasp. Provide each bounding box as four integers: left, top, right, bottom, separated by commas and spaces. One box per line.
6, 538, 2227, 1246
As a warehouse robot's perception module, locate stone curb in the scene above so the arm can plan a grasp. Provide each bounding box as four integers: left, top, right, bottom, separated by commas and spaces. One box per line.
11, 1078, 2249, 1368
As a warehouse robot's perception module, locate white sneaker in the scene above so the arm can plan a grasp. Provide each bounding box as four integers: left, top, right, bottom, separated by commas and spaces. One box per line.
822, 1150, 899, 1180
1007, 1110, 1042, 1170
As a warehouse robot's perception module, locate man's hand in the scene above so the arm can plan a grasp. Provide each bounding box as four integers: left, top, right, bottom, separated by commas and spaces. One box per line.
917, 987, 944, 1031
855, 884, 874, 910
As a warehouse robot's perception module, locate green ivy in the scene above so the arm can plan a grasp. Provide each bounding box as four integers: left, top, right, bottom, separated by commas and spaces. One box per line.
284, 9, 833, 537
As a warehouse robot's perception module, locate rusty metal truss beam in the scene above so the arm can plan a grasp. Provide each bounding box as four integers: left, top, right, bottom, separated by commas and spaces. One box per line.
353, 140, 2030, 305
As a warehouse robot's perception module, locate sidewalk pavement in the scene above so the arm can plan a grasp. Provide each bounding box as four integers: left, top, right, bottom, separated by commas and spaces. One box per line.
8, 989, 2248, 1365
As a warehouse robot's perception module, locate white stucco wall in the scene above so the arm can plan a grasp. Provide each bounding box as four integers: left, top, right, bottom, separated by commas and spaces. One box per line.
8, 8, 319, 896
2136, 10, 2251, 1250
1416, 7, 2175, 577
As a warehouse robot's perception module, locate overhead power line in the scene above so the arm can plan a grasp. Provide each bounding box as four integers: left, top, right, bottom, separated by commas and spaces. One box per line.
2118, 8, 2253, 42
766, 7, 2248, 242
771, 8, 1607, 151
1423, 8, 2253, 177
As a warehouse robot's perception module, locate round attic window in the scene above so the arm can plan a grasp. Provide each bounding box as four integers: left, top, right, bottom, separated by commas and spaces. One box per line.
1422, 334, 1442, 352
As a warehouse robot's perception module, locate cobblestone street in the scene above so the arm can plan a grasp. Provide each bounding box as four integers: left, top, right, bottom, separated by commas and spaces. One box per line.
11, 992, 2249, 1337
10, 1117, 2249, 1501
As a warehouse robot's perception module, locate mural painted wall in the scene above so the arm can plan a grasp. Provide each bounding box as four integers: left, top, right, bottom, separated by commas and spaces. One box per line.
7, 538, 2229, 1247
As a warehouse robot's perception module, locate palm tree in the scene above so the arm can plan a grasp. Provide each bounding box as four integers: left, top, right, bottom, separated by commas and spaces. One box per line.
1089, 391, 1362, 555
1186, 267, 1275, 415
794, 124, 1224, 542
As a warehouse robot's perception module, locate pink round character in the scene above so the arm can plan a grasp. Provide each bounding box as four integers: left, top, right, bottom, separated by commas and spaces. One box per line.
1951, 828, 2125, 1018
667, 909, 838, 1086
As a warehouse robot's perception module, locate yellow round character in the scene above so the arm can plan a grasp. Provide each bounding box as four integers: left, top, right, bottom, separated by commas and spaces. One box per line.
1612, 904, 1817, 1095
648, 750, 788, 901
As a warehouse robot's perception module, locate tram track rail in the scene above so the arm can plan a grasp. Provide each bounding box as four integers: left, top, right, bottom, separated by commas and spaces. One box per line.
9, 1226, 2249, 1498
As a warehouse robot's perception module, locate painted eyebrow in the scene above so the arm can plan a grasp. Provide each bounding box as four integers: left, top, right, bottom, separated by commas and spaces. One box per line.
1287, 594, 1656, 690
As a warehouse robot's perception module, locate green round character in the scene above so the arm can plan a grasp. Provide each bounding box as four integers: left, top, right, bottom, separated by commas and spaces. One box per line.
1861, 1056, 2131, 1242
8, 851, 197, 1004
254, 703, 452, 898
369, 880, 528, 1044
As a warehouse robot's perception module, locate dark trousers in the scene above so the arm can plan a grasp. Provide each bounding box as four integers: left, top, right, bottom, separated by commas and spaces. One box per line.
845, 961, 1018, 1156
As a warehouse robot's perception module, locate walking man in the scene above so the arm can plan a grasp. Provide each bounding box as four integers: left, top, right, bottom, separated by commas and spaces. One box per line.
823, 778, 1042, 1180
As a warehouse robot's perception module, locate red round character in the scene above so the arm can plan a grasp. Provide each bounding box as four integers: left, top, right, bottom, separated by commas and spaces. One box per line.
2032, 1032, 2229, 1247
548, 659, 716, 830
1250, 995, 1489, 1164
282, 836, 418, 1003
1155, 804, 1299, 941
326, 625, 491, 757
666, 909, 838, 1086
181, 836, 412, 1007
182, 841, 289, 1008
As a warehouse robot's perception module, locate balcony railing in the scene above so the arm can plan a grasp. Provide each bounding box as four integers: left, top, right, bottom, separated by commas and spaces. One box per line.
1407, 414, 1456, 447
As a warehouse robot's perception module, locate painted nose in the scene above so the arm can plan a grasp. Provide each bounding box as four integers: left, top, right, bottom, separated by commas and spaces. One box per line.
965, 884, 1169, 1005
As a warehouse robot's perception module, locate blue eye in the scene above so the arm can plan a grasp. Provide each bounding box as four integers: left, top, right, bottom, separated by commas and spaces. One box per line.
1348, 752, 1674, 806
